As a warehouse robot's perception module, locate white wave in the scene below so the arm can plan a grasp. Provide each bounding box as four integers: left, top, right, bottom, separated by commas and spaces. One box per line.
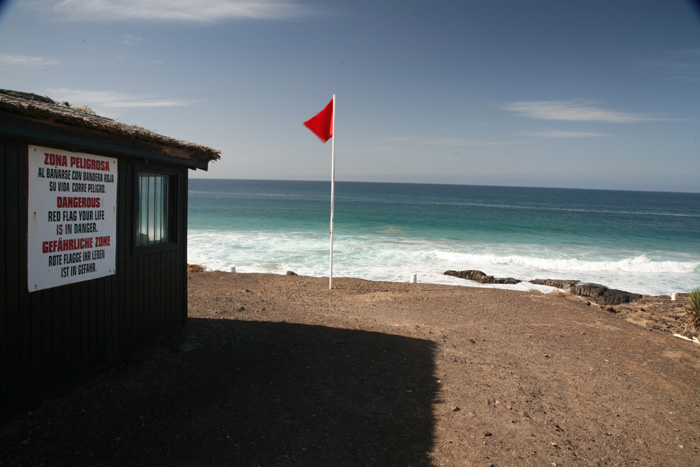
188, 229, 700, 296
434, 251, 699, 275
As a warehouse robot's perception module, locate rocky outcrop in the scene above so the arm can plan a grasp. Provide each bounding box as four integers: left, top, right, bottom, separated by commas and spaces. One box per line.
529, 279, 579, 290
444, 270, 521, 285
571, 283, 642, 306
445, 272, 643, 306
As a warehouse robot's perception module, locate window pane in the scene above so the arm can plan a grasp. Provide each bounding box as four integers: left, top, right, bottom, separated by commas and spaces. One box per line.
150, 176, 158, 242
137, 172, 171, 247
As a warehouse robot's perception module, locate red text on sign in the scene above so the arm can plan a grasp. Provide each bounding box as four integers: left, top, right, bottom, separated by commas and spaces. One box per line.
44, 153, 68, 167
95, 236, 111, 247
70, 156, 110, 171
42, 237, 94, 253
56, 197, 101, 209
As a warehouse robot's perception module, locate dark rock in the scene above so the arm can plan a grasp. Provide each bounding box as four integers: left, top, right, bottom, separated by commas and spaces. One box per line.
572, 282, 607, 298
286, 271, 298, 276
444, 270, 521, 285
445, 270, 642, 306
529, 279, 580, 289
571, 282, 642, 306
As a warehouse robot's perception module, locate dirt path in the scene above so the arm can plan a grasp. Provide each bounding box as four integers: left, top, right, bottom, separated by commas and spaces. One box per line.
2, 272, 699, 466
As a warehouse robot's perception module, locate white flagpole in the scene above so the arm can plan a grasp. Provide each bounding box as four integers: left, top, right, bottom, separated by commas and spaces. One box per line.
329, 94, 336, 290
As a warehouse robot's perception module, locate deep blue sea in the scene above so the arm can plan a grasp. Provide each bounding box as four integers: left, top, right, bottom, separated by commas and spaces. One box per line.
188, 179, 700, 296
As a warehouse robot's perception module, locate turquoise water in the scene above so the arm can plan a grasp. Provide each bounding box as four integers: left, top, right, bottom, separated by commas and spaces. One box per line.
188, 179, 700, 295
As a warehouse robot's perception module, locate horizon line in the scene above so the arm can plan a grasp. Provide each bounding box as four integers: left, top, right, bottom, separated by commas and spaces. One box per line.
188, 177, 700, 195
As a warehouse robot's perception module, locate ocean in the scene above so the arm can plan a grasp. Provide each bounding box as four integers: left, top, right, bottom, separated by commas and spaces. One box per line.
187, 179, 700, 296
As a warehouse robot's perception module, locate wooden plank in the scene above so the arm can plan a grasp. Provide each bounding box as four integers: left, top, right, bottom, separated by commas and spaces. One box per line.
116, 245, 126, 359
0, 140, 9, 419
149, 252, 156, 339
59, 283, 73, 383
3, 140, 23, 417
163, 250, 169, 334
160, 251, 167, 333
180, 172, 189, 327
113, 252, 123, 361
141, 254, 149, 344
16, 141, 31, 412
98, 279, 106, 363
40, 289, 53, 397
85, 280, 100, 369
51, 284, 63, 391
29, 268, 44, 404
80, 281, 90, 370
114, 161, 129, 360
149, 253, 154, 340
103, 275, 112, 363
143, 254, 150, 346
130, 166, 140, 353
130, 252, 139, 351
123, 161, 134, 355
4, 140, 21, 415
71, 280, 81, 378
166, 250, 171, 331
165, 249, 174, 331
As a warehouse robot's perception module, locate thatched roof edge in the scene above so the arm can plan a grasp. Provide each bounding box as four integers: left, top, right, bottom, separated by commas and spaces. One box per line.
0, 90, 221, 165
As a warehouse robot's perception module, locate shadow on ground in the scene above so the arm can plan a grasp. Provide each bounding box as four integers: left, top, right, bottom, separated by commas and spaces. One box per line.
1, 319, 439, 466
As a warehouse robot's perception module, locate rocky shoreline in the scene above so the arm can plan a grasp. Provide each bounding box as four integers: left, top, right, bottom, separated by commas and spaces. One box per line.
444, 269, 699, 339
445, 269, 645, 305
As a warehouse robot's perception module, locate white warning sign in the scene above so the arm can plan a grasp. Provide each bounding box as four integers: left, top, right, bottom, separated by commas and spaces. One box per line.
27, 145, 117, 292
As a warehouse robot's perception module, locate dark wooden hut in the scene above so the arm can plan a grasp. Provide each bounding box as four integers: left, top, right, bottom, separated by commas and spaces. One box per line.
0, 90, 220, 420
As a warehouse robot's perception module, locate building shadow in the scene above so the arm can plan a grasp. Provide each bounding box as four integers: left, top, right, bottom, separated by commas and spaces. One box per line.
1, 319, 440, 466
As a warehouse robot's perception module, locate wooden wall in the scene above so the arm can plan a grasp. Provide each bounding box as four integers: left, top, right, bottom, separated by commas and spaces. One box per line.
1, 138, 189, 420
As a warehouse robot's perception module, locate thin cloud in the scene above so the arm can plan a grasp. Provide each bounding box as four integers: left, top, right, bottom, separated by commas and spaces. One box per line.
387, 136, 530, 147
46, 88, 196, 108
634, 48, 700, 83
121, 34, 142, 45
42, 0, 309, 22
114, 54, 164, 65
386, 136, 472, 147
521, 130, 611, 138
0, 53, 58, 67
503, 100, 660, 123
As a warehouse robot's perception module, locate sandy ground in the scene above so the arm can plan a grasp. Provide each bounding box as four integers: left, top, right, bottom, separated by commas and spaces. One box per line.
2, 272, 699, 466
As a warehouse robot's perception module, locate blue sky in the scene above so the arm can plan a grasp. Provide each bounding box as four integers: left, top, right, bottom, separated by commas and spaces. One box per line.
1, 0, 698, 192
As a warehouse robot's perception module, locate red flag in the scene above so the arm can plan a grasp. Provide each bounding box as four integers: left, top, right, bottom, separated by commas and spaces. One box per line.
304, 98, 334, 143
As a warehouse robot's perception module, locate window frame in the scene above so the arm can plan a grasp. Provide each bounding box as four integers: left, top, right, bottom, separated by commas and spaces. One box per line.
134, 166, 179, 253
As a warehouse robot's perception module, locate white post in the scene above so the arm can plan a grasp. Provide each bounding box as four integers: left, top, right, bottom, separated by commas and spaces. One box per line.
329, 94, 336, 290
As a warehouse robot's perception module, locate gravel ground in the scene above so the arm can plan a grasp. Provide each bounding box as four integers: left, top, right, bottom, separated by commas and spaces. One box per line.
1, 272, 699, 466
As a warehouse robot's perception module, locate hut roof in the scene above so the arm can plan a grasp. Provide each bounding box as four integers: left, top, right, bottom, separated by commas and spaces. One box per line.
0, 89, 221, 169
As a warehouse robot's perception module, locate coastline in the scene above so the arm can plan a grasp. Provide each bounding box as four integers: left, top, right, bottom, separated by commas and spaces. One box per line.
2, 271, 698, 465
200, 265, 695, 338
188, 180, 700, 298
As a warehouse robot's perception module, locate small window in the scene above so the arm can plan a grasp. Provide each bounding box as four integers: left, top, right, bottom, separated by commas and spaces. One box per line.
136, 170, 175, 248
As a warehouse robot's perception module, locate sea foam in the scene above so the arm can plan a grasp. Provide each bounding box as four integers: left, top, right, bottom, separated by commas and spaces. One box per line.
189, 229, 699, 296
